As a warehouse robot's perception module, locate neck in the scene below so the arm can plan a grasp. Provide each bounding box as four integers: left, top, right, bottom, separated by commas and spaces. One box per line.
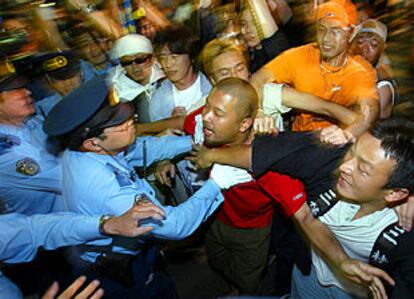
322, 51, 349, 68
227, 131, 252, 147
0, 115, 26, 127
174, 68, 197, 90
352, 200, 387, 220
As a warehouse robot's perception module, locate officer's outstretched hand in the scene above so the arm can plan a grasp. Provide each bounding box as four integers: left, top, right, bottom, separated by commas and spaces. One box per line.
338, 259, 394, 299
210, 163, 253, 190
102, 203, 165, 237
42, 276, 103, 299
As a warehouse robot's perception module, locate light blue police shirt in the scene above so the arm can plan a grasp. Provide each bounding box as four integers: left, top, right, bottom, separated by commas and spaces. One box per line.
62, 135, 224, 262
0, 212, 102, 299
0, 114, 62, 215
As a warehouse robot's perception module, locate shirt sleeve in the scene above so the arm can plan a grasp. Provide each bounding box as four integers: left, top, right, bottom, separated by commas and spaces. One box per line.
127, 135, 193, 167
0, 213, 101, 264
388, 231, 414, 299
263, 48, 296, 84
0, 151, 61, 194
143, 179, 224, 240
257, 172, 306, 218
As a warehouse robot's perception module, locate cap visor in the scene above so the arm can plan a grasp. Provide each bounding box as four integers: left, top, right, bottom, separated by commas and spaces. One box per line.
102, 103, 135, 128
0, 75, 28, 92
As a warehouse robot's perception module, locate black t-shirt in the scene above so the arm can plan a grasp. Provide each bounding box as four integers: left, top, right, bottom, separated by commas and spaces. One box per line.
252, 132, 414, 298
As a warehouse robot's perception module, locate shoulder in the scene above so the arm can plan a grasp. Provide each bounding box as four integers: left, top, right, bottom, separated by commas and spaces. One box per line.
349, 55, 377, 77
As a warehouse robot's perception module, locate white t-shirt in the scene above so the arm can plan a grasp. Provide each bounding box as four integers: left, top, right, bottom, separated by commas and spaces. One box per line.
172, 75, 203, 112
312, 201, 398, 298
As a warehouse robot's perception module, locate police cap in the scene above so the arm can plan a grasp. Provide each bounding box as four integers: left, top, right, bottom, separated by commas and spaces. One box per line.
36, 51, 81, 80
43, 75, 134, 138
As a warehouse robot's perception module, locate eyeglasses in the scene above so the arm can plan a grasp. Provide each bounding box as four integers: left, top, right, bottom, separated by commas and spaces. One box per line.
157, 54, 183, 64
120, 55, 152, 67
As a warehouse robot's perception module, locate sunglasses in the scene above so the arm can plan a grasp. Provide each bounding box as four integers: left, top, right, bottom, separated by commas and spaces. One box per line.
120, 55, 152, 67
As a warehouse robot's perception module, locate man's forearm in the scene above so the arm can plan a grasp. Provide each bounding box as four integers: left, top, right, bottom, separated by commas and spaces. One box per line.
346, 98, 379, 138
135, 116, 185, 136
294, 204, 348, 268
209, 146, 252, 169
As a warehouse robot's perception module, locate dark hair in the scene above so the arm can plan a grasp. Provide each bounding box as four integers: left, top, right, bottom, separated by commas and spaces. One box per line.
153, 25, 200, 61
370, 118, 414, 193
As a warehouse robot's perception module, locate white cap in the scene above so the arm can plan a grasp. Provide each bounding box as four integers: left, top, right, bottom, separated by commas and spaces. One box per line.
111, 34, 153, 60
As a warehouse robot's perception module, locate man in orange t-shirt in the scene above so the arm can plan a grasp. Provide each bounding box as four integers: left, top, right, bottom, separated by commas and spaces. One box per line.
251, 1, 379, 136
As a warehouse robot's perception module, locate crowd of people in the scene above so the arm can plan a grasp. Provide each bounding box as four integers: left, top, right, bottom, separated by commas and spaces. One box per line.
0, 0, 413, 298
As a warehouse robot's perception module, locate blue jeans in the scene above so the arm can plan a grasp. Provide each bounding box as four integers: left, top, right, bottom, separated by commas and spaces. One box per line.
291, 265, 359, 299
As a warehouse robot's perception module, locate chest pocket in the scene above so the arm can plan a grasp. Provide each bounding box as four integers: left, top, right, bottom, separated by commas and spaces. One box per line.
107, 163, 135, 187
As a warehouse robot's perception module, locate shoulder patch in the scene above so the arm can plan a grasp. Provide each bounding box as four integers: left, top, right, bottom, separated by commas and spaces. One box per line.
16, 158, 40, 176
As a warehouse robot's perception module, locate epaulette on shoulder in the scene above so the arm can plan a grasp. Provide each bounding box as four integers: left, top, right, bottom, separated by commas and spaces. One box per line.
0, 133, 21, 154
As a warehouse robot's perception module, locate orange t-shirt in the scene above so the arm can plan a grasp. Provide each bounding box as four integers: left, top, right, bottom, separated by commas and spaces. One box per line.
264, 43, 378, 131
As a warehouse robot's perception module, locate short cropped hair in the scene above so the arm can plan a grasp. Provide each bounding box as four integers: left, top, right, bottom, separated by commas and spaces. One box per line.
370, 118, 414, 193
214, 77, 257, 119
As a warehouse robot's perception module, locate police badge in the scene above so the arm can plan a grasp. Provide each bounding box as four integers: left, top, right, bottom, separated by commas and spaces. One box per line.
16, 158, 40, 176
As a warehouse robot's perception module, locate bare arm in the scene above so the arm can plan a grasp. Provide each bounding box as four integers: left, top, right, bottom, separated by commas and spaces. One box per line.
135, 116, 186, 136
66, 0, 123, 40
188, 145, 252, 170
250, 67, 277, 109
346, 97, 379, 138
293, 203, 394, 298
378, 85, 393, 119
282, 87, 357, 126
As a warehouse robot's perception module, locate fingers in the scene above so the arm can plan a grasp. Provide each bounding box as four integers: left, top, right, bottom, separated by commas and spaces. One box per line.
58, 276, 87, 298
371, 276, 388, 299
133, 204, 165, 220
74, 279, 103, 299
41, 281, 59, 299
360, 263, 395, 286
253, 117, 277, 135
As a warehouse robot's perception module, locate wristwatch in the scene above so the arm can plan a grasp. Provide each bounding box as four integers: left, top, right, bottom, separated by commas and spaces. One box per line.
99, 215, 114, 235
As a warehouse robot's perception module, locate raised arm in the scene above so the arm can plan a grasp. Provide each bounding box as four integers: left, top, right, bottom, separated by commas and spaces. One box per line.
282, 87, 357, 126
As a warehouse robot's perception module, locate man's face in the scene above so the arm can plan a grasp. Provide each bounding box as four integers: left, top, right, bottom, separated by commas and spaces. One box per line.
336, 132, 396, 204
48, 73, 82, 96
0, 88, 35, 122
80, 35, 109, 66
202, 89, 244, 147
120, 53, 154, 85
99, 119, 136, 152
351, 32, 384, 65
240, 10, 261, 49
157, 45, 193, 86
210, 50, 249, 84
139, 18, 157, 41
316, 19, 350, 61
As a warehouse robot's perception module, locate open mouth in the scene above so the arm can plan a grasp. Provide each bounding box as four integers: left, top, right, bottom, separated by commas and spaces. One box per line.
203, 127, 214, 136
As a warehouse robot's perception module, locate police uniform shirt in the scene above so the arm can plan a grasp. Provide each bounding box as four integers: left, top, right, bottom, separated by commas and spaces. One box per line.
0, 114, 62, 215
252, 132, 414, 298
62, 135, 224, 263
0, 212, 103, 298
80, 60, 113, 82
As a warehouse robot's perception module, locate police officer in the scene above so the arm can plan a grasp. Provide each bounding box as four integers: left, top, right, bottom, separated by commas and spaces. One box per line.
1, 203, 166, 299
35, 51, 83, 116
43, 75, 250, 298
0, 59, 62, 215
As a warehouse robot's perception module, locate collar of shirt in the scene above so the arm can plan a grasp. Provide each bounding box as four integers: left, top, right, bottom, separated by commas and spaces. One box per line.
111, 64, 165, 102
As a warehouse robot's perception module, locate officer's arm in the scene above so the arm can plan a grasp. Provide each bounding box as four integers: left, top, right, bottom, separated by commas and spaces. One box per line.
143, 180, 224, 240
0, 155, 61, 193
128, 135, 193, 167
0, 213, 101, 264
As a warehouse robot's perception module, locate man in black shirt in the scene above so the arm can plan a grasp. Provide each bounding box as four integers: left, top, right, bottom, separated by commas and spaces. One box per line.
190, 118, 414, 298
